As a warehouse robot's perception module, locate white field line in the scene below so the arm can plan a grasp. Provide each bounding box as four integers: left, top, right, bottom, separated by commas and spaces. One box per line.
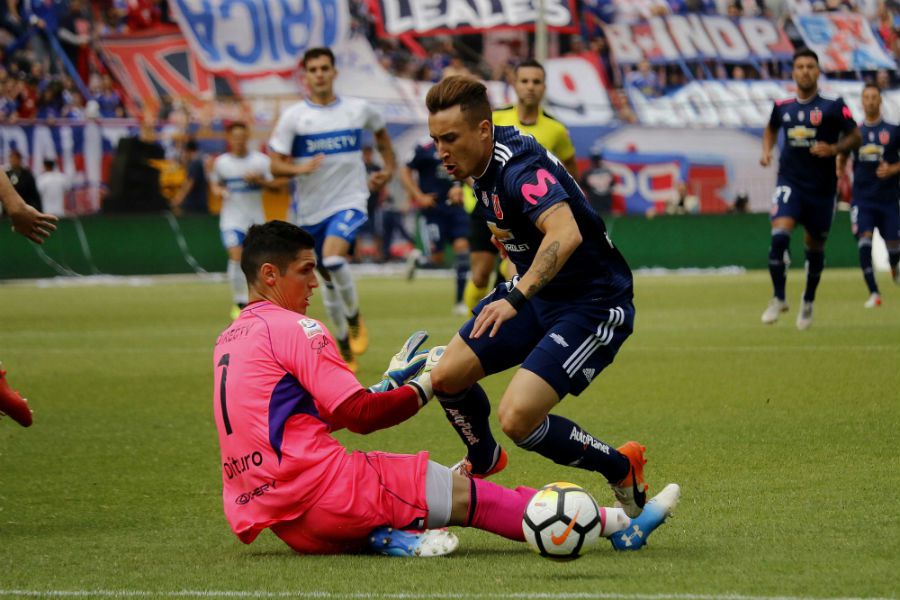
0, 592, 895, 600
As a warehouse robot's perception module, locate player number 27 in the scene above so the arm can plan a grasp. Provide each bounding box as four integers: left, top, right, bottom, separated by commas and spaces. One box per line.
772, 185, 791, 205
218, 353, 233, 435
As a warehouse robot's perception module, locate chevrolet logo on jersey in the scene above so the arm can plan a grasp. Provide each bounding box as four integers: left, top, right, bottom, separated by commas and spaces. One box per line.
487, 222, 530, 252
858, 143, 884, 162
786, 125, 817, 147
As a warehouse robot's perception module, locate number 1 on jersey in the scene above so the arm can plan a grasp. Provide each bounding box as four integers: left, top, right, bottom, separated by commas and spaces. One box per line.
218, 353, 233, 435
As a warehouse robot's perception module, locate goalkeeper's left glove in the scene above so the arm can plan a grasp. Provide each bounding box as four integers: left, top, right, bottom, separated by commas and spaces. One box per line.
406, 345, 445, 405
368, 331, 430, 393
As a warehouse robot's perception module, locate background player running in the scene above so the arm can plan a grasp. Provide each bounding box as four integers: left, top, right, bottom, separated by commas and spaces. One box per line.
422, 76, 652, 519
210, 121, 286, 318
269, 47, 397, 371
399, 138, 471, 315
760, 48, 861, 330
838, 83, 900, 307
212, 220, 679, 556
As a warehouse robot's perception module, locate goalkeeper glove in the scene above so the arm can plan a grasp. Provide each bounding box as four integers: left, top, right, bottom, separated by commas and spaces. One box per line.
407, 345, 445, 404
368, 330, 430, 393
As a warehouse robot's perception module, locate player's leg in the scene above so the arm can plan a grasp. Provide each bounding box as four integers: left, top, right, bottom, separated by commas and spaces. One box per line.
852, 205, 879, 305
762, 204, 796, 324
794, 194, 836, 329
221, 230, 249, 318
322, 209, 369, 355
878, 202, 900, 285
451, 236, 471, 315
501, 303, 647, 517
0, 362, 33, 427
431, 463, 679, 551
429, 333, 506, 476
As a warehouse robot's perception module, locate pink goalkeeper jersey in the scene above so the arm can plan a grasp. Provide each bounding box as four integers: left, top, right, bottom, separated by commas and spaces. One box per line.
212, 301, 364, 543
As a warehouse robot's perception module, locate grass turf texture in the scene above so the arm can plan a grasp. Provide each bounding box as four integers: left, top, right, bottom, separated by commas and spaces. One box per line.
0, 269, 897, 599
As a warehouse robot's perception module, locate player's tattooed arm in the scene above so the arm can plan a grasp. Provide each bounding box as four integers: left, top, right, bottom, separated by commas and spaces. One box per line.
520, 202, 582, 299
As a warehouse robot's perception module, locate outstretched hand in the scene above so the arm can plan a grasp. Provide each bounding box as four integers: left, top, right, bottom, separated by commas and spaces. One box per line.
8, 203, 58, 244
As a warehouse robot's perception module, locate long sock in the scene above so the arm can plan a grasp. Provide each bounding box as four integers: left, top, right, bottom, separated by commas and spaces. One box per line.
322, 256, 359, 318
227, 259, 248, 306
889, 246, 900, 271
436, 384, 499, 473
803, 247, 826, 303
768, 229, 791, 301
455, 252, 470, 304
463, 280, 488, 311
858, 238, 878, 294
465, 478, 535, 541
320, 282, 348, 340
517, 415, 630, 483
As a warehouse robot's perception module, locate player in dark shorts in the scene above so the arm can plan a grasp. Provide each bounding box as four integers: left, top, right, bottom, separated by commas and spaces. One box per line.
840, 83, 900, 307
400, 138, 471, 315
422, 75, 664, 520
760, 48, 860, 329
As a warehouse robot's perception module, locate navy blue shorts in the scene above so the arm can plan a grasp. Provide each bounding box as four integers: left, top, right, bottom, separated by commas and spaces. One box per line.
852, 202, 900, 241
418, 206, 469, 255
459, 279, 634, 398
770, 180, 836, 239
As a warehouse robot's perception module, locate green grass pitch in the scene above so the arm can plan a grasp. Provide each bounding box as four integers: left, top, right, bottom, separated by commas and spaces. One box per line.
1, 269, 898, 599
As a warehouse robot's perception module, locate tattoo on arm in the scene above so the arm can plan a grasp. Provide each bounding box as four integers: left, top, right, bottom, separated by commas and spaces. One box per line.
525, 241, 560, 297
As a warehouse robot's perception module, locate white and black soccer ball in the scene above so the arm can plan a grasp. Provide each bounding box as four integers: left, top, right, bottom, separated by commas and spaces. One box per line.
522, 482, 603, 560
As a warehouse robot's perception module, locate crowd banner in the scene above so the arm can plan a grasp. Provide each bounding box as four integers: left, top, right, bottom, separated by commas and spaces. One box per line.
367, 0, 578, 37
601, 150, 690, 214
99, 29, 231, 111
1, 121, 137, 215
603, 15, 793, 65
168, 0, 349, 75
793, 13, 896, 72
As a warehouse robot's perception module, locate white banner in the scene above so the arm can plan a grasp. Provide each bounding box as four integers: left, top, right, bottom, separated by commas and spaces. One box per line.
371, 0, 578, 37
794, 12, 896, 72
169, 0, 349, 75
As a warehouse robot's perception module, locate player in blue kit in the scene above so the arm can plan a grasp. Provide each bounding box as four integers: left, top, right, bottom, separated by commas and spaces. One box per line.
760, 48, 861, 329
422, 76, 654, 519
839, 84, 900, 307
399, 139, 471, 315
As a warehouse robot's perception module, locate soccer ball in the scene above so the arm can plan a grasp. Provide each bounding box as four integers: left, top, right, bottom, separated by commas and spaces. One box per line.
522, 482, 603, 560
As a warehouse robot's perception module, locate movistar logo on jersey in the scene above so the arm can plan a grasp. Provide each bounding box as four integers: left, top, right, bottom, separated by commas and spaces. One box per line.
291, 129, 363, 158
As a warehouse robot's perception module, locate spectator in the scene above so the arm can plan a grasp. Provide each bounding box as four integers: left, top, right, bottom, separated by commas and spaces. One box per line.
36, 158, 69, 216
57, 0, 91, 83
93, 73, 124, 118
625, 60, 663, 97
172, 138, 208, 214
875, 68, 893, 90
125, 0, 159, 31
5, 149, 41, 212
14, 73, 38, 118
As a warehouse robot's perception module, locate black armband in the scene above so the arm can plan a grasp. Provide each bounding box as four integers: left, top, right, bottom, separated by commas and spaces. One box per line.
505, 287, 527, 311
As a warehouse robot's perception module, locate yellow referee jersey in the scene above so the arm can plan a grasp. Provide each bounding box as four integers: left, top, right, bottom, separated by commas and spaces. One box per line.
491, 105, 576, 163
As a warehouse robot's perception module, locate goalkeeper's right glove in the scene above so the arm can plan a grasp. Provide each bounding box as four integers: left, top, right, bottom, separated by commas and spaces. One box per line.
368, 330, 430, 393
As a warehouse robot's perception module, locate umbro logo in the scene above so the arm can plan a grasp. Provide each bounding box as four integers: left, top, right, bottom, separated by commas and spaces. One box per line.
582, 368, 595, 382
783, 114, 790, 121
550, 333, 568, 347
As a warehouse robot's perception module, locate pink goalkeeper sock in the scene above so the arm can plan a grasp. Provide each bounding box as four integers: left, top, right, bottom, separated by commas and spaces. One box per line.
465, 479, 536, 542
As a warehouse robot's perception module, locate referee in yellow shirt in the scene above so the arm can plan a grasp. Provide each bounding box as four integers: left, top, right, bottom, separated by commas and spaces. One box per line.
462, 59, 579, 311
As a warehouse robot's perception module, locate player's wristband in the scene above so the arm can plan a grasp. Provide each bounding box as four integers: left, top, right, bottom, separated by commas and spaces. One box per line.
505, 287, 527, 311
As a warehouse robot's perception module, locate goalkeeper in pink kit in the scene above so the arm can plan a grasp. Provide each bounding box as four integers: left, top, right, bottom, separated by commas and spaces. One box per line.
213, 220, 677, 556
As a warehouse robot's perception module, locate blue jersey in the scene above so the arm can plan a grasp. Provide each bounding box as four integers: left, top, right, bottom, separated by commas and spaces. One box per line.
406, 140, 454, 208
472, 125, 633, 303
768, 93, 857, 197
851, 119, 900, 206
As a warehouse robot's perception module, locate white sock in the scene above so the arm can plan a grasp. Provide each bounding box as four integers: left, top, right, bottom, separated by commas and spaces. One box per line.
322, 256, 359, 317
320, 282, 348, 340
600, 507, 631, 537
227, 259, 248, 305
